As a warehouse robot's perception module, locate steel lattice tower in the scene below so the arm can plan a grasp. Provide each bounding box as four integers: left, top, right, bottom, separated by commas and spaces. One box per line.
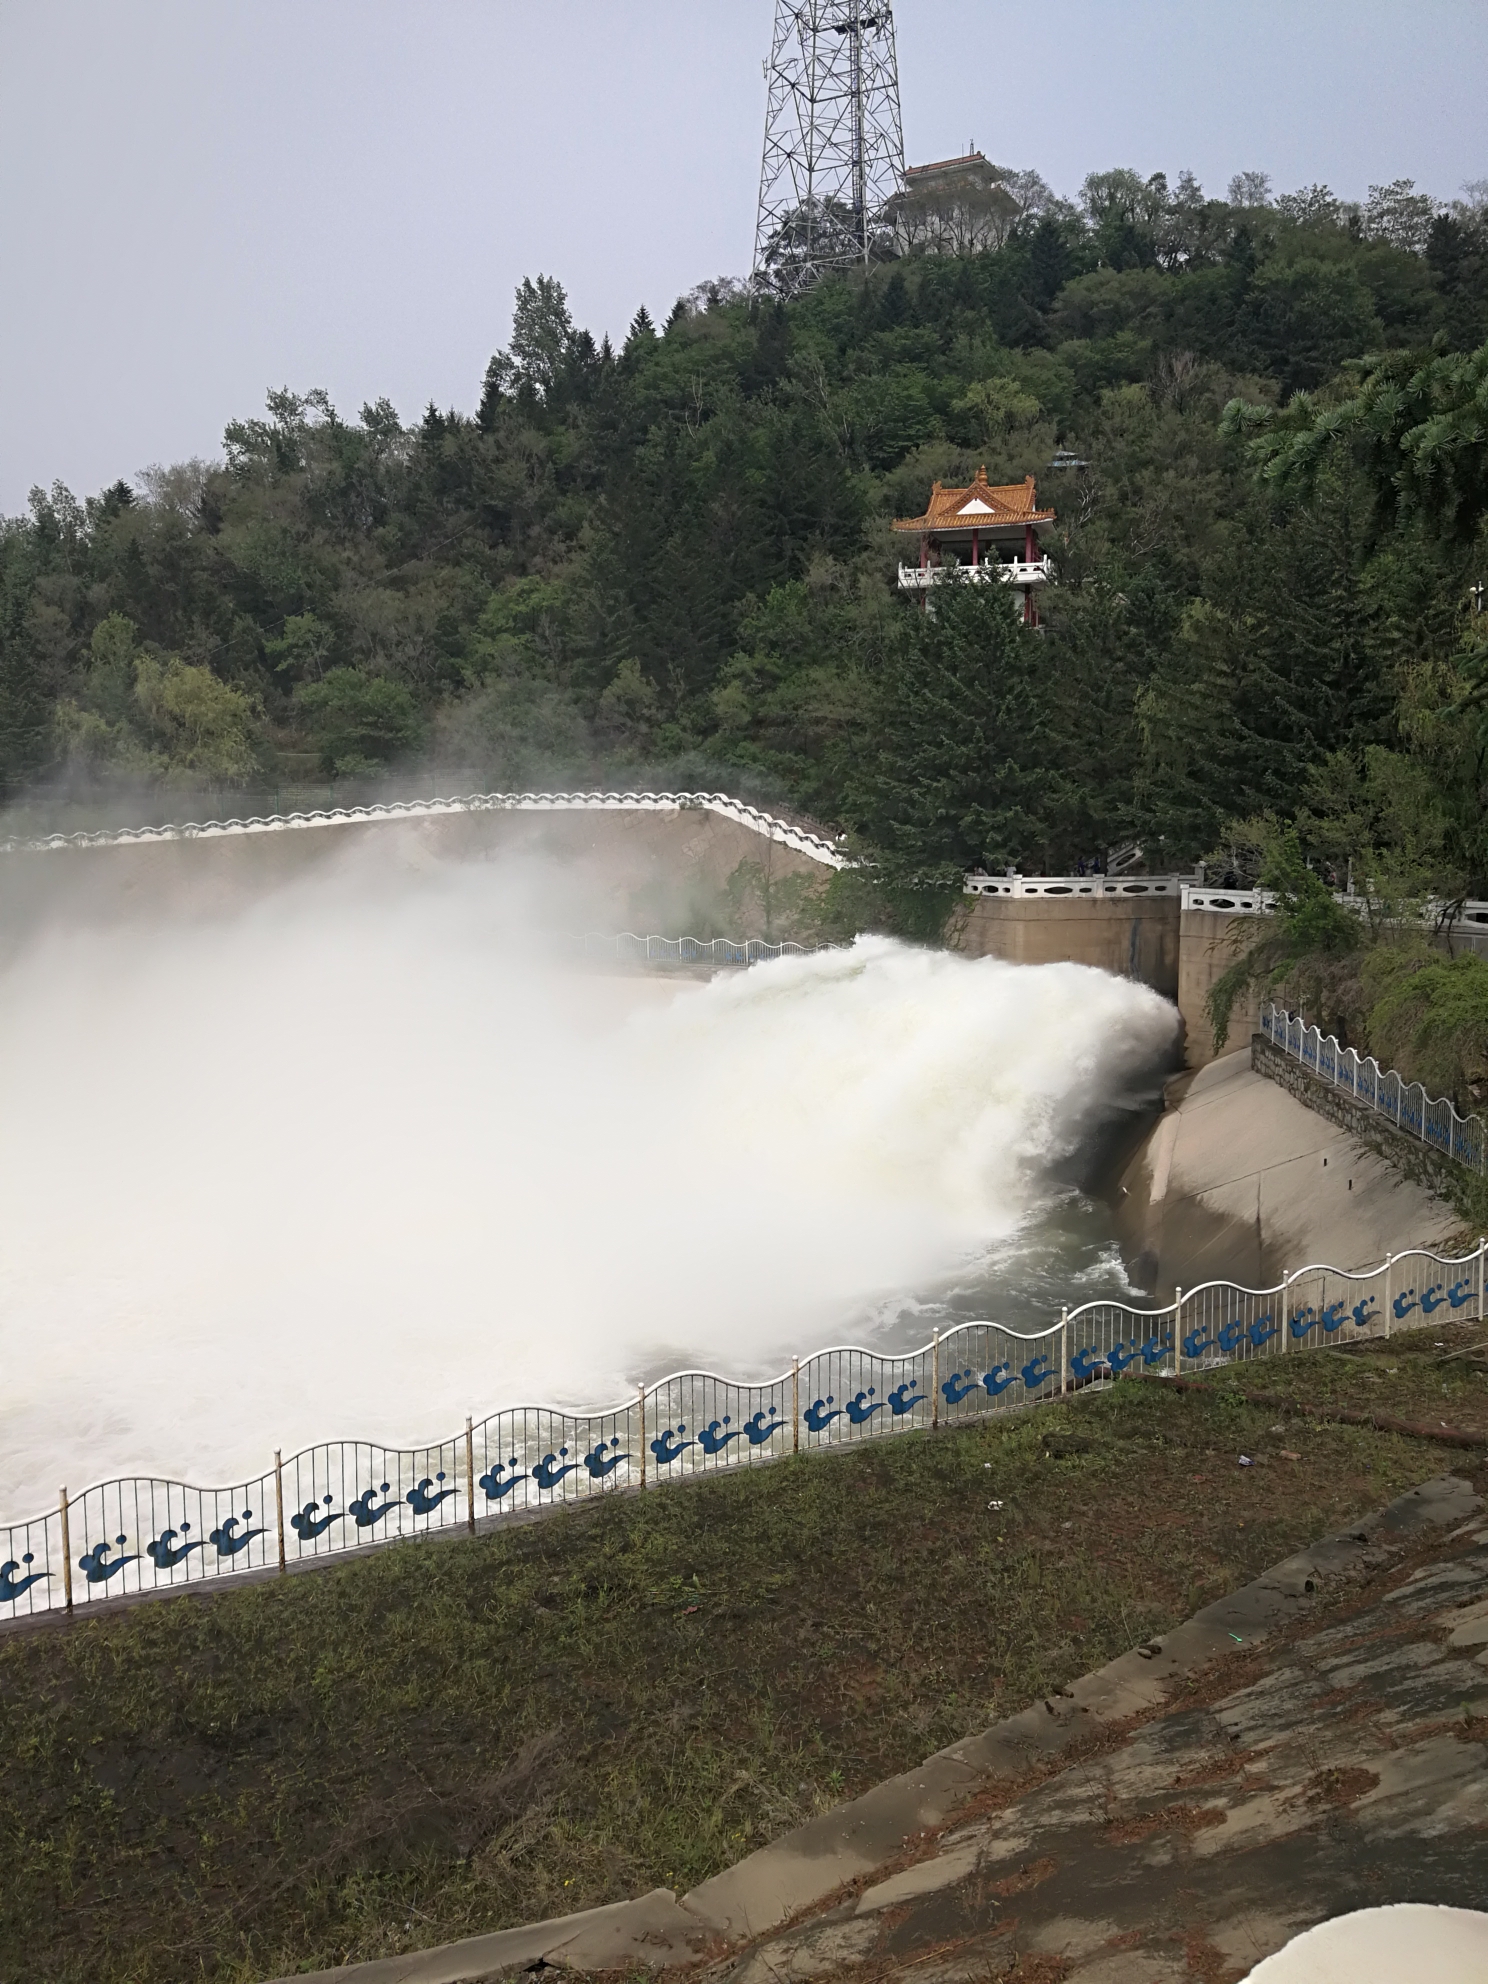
753, 3, 906, 297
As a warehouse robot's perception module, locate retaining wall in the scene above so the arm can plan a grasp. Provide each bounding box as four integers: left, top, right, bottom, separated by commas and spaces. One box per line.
1177, 909, 1262, 1064
1252, 1033, 1477, 1213
955, 893, 1180, 999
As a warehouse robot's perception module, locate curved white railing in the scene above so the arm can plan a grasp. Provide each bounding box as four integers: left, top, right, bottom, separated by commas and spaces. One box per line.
1259, 1002, 1487, 1172
580, 932, 828, 967
4, 1242, 1483, 1623
0, 791, 852, 870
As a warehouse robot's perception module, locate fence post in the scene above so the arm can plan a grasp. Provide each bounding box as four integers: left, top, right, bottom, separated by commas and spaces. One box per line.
1059, 1308, 1069, 1392
932, 1331, 940, 1427
274, 1451, 286, 1573
1480, 1239, 1486, 1320
792, 1359, 800, 1452
465, 1417, 476, 1533
1384, 1255, 1393, 1339
1172, 1289, 1183, 1370
638, 1386, 647, 1487
59, 1487, 73, 1615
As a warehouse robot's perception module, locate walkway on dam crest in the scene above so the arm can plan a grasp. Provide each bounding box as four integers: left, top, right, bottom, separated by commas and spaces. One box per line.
267, 1474, 1488, 1984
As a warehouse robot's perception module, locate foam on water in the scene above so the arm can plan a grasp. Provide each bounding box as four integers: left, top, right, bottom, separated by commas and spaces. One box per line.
0, 850, 1179, 1514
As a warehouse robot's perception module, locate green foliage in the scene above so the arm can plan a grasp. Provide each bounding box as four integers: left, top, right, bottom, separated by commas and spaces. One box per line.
1360, 944, 1488, 1108
1236, 259, 1383, 394
851, 582, 1057, 884
1206, 824, 1362, 1050
50, 613, 264, 785
132, 655, 262, 782
1228, 341, 1488, 542
0, 164, 1483, 881
295, 669, 424, 775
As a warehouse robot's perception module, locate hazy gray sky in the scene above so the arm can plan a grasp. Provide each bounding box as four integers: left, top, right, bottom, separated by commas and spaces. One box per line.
2, 1, 1484, 516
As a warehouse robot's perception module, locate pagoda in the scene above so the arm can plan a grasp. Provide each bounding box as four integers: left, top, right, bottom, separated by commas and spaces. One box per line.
893, 469, 1054, 623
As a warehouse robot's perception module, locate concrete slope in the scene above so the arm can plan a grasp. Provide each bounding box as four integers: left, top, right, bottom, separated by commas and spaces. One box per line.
262, 1476, 1481, 1983
1112, 1046, 1462, 1299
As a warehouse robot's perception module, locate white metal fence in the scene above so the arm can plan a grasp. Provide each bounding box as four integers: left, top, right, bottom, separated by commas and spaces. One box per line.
579, 932, 827, 967
5, 1241, 1483, 1624
1259, 1002, 1488, 1172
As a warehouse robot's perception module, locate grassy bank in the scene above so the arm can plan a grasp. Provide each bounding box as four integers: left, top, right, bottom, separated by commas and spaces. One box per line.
1, 1327, 1484, 1984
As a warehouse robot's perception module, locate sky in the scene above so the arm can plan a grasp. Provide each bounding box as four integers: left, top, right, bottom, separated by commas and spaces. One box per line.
1, 0, 1485, 518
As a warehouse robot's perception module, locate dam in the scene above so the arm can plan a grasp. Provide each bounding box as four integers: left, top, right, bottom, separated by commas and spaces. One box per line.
0, 789, 1467, 1551
0, 792, 1182, 1520
0, 787, 1473, 1632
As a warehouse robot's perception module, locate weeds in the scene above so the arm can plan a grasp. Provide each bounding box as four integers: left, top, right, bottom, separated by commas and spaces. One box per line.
0, 1343, 1470, 1983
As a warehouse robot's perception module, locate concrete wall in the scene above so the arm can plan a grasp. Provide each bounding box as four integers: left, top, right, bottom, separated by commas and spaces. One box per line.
0, 806, 832, 951
1176, 908, 1262, 1066
955, 893, 1179, 999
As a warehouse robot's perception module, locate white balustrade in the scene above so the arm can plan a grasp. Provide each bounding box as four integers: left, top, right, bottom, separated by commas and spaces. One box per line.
897, 557, 1051, 591
965, 872, 1187, 899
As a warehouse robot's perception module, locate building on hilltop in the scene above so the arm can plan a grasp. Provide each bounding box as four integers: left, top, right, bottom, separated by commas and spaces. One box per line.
893, 470, 1055, 624
884, 150, 1020, 256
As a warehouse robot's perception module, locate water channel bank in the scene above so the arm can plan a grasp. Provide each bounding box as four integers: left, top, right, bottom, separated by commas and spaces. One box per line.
1105, 1042, 1463, 1298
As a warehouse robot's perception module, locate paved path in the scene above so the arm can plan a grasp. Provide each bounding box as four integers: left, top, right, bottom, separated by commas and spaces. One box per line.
268, 1475, 1488, 1984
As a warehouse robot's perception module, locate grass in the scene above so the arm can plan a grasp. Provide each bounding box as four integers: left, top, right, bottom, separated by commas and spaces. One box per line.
1, 1324, 1484, 1984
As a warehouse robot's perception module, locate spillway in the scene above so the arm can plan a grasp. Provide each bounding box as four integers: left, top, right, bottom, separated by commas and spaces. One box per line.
0, 837, 1179, 1515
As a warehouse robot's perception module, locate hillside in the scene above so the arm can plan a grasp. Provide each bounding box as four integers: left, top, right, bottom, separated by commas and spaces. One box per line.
2, 169, 1486, 891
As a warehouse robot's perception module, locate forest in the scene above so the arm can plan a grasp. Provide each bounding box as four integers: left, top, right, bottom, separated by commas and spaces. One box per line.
3, 162, 1488, 1067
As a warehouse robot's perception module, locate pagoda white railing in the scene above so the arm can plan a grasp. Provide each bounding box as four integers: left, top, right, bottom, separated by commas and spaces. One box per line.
897, 557, 1051, 592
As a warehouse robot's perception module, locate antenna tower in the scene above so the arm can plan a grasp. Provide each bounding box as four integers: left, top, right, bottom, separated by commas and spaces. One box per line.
753, 4, 906, 297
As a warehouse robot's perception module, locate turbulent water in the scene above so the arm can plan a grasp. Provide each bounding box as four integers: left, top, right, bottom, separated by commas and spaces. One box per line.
0, 846, 1179, 1514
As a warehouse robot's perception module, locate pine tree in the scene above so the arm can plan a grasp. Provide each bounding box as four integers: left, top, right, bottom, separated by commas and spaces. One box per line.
851, 582, 1063, 881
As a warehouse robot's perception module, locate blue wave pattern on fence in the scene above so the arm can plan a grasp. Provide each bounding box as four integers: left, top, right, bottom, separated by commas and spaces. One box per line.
1260, 1003, 1487, 1172
579, 932, 827, 968
4, 1244, 1484, 1619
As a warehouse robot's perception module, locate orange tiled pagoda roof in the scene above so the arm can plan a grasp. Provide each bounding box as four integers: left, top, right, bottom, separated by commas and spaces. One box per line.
893, 470, 1054, 533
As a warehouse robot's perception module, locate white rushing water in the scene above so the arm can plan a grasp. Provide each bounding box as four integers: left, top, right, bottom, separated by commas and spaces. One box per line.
0, 846, 1179, 1515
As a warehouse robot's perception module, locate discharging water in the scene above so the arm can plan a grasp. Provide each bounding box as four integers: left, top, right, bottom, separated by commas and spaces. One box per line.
0, 843, 1179, 1516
